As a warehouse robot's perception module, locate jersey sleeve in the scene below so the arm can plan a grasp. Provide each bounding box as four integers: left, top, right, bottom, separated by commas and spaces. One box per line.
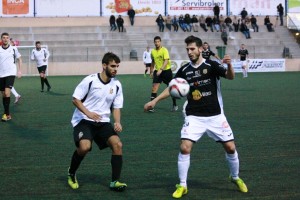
211, 61, 227, 78
31, 50, 35, 60
163, 47, 170, 60
113, 81, 123, 109
44, 49, 50, 59
143, 52, 146, 62
210, 50, 215, 56
72, 75, 94, 101
14, 47, 21, 58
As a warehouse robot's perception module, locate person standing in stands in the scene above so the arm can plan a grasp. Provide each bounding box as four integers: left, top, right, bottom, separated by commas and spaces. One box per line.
109, 15, 117, 31
127, 6, 135, 26
116, 15, 124, 32
31, 41, 51, 92
277, 3, 284, 26
213, 3, 220, 19
0, 32, 22, 121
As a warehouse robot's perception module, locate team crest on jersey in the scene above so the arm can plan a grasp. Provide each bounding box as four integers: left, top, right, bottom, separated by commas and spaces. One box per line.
203, 69, 207, 74
110, 88, 113, 94
78, 132, 83, 139
192, 89, 202, 100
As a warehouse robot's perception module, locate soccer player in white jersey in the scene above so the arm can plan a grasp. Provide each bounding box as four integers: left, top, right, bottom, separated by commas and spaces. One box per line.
0, 32, 22, 121
67, 52, 127, 191
143, 46, 152, 77
31, 41, 51, 92
144, 36, 248, 198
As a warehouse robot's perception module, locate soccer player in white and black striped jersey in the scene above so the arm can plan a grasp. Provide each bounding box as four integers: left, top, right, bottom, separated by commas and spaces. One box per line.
144, 36, 248, 198
0, 32, 22, 121
31, 41, 51, 92
67, 52, 127, 191
238, 44, 249, 78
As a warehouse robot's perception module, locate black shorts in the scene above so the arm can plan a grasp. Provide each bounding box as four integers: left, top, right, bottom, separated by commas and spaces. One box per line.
73, 119, 118, 150
145, 63, 151, 68
153, 69, 173, 85
0, 76, 15, 91
38, 65, 47, 74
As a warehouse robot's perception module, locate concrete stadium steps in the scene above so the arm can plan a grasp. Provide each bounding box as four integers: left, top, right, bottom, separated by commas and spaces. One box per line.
2, 22, 298, 62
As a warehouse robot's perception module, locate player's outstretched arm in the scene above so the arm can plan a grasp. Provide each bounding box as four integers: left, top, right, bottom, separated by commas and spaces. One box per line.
223, 54, 235, 80
144, 87, 170, 111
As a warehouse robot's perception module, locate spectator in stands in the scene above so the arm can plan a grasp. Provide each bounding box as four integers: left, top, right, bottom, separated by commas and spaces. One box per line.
240, 20, 251, 39
213, 3, 220, 19
221, 29, 228, 45
232, 15, 240, 32
277, 3, 284, 26
264, 15, 274, 32
212, 15, 220, 32
156, 14, 165, 32
205, 15, 214, 32
116, 15, 124, 32
219, 15, 225, 31
250, 15, 259, 32
191, 15, 199, 32
199, 15, 208, 32
165, 15, 172, 31
179, 14, 187, 32
172, 15, 179, 32
109, 15, 117, 31
127, 6, 135, 26
224, 16, 233, 32
240, 8, 248, 20
184, 14, 192, 32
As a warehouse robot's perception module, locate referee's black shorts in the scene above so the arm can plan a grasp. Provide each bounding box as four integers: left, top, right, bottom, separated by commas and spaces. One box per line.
153, 69, 173, 85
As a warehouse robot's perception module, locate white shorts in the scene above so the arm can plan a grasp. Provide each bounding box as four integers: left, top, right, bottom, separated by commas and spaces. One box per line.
180, 114, 234, 143
241, 60, 248, 68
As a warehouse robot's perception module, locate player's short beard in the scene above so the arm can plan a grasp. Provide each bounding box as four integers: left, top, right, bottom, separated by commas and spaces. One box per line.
105, 68, 115, 78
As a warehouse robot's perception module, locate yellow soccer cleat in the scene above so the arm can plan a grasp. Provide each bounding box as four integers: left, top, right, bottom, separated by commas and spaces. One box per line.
172, 184, 188, 198
229, 176, 248, 193
110, 181, 127, 192
1, 114, 12, 122
68, 173, 79, 189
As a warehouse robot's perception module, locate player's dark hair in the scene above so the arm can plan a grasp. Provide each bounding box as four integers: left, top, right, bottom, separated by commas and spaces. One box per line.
185, 35, 203, 47
154, 36, 161, 42
102, 52, 120, 64
1, 32, 9, 38
35, 41, 41, 45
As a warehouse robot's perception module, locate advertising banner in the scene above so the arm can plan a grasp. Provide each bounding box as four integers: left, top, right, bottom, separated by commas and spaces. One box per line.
102, 0, 165, 16
167, 0, 227, 16
229, 0, 285, 16
171, 59, 285, 74
35, 0, 100, 17
1, 0, 33, 16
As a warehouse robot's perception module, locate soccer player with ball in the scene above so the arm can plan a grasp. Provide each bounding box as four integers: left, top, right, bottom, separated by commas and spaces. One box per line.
144, 35, 248, 198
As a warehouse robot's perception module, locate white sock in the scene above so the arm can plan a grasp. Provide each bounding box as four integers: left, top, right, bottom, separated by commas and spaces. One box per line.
242, 69, 246, 77
11, 87, 19, 98
178, 153, 190, 187
226, 151, 239, 179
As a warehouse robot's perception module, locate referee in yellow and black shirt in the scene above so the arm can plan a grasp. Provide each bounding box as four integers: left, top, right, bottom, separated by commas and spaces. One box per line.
148, 36, 177, 112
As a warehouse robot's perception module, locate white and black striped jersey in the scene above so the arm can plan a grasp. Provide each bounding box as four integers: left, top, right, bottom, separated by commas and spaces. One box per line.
31, 48, 50, 67
0, 45, 21, 78
202, 49, 216, 60
238, 49, 248, 61
71, 73, 123, 127
174, 59, 227, 117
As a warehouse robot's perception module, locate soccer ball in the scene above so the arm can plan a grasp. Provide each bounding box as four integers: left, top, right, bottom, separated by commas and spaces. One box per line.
168, 78, 190, 98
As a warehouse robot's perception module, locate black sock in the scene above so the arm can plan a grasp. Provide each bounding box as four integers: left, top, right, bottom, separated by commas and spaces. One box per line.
44, 78, 50, 88
40, 77, 45, 90
145, 69, 148, 74
151, 93, 157, 101
69, 150, 85, 175
172, 97, 177, 106
3, 97, 10, 115
111, 155, 123, 181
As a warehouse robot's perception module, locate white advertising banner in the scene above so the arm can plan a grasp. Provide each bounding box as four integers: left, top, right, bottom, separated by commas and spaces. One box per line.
167, 0, 227, 16
35, 0, 100, 17
102, 0, 165, 16
171, 59, 285, 74
229, 0, 285, 16
0, 0, 34, 17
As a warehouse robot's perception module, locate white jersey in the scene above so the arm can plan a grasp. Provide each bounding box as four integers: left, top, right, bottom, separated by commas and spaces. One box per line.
0, 45, 21, 78
71, 73, 123, 127
143, 50, 152, 64
31, 48, 50, 67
